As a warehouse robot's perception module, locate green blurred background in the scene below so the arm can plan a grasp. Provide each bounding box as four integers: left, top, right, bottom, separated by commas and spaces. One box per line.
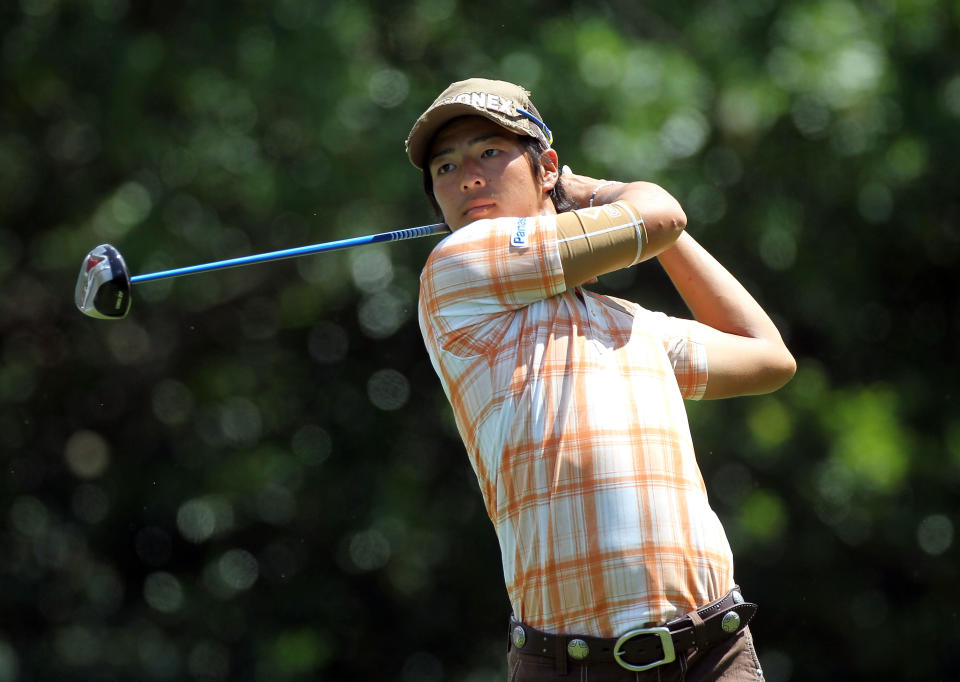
2, 0, 958, 679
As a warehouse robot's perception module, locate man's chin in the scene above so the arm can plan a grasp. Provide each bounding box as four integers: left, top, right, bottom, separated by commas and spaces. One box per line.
452, 212, 497, 231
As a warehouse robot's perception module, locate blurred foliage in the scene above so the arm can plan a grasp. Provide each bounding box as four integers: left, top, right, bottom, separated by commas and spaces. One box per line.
1, 0, 958, 680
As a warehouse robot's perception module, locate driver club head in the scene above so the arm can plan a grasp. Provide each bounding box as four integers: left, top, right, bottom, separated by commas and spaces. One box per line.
75, 244, 132, 319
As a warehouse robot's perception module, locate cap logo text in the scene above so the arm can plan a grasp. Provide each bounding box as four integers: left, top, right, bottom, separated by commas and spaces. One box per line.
442, 92, 515, 116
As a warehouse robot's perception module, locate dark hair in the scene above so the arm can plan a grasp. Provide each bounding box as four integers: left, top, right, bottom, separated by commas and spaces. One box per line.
421, 136, 577, 219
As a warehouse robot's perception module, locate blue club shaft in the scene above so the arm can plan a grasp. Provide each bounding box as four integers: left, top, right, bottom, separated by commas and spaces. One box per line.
130, 222, 449, 284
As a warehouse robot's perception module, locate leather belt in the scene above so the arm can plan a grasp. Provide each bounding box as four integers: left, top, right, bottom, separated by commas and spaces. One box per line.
508, 588, 757, 673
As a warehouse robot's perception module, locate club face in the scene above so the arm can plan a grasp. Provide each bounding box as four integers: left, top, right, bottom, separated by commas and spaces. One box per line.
75, 244, 131, 319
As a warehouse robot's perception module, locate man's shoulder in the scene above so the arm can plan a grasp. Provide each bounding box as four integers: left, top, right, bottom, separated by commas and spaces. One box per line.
587, 292, 659, 320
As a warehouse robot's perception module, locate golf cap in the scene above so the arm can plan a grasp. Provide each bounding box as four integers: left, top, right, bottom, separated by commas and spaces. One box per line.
405, 77, 553, 169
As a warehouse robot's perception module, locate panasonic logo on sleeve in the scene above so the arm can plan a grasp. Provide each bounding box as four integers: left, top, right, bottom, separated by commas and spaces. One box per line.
510, 218, 529, 248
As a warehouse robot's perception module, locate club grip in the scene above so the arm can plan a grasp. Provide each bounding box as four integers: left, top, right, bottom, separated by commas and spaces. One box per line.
386, 223, 449, 241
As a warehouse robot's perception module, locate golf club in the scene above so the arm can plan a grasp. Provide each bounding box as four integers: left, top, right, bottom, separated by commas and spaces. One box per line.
75, 222, 450, 319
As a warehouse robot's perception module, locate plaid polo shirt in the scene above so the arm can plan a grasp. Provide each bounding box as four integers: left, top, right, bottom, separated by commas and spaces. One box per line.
418, 214, 735, 637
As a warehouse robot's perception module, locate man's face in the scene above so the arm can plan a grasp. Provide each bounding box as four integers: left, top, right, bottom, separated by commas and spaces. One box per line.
427, 116, 556, 231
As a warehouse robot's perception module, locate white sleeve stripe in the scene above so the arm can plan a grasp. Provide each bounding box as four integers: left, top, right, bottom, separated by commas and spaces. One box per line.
618, 202, 645, 265
556, 220, 639, 244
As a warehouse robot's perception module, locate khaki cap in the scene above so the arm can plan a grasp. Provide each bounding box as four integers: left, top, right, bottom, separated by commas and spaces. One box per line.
405, 77, 553, 169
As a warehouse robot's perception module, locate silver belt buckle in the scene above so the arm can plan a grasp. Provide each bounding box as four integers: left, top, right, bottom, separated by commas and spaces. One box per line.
613, 627, 676, 672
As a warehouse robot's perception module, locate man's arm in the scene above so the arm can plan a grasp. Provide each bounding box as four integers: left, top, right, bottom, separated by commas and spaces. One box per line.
551, 174, 687, 288
658, 232, 796, 398
561, 174, 687, 260
563, 172, 795, 398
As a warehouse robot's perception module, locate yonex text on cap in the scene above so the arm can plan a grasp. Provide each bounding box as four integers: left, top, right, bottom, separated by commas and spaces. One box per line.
405, 78, 553, 169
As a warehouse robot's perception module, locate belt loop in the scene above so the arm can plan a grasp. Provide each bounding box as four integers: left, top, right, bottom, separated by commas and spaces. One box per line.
687, 610, 706, 651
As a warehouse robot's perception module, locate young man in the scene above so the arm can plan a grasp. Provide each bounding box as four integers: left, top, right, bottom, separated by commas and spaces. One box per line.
406, 78, 795, 681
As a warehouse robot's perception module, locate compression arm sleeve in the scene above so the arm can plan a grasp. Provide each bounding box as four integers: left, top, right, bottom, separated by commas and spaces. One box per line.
555, 201, 648, 289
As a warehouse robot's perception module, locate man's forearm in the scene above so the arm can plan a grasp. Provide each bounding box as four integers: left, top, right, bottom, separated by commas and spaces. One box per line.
658, 232, 797, 397
561, 174, 686, 261
657, 232, 778, 338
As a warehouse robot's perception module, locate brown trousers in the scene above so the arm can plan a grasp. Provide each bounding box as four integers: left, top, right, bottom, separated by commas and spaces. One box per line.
507, 627, 764, 682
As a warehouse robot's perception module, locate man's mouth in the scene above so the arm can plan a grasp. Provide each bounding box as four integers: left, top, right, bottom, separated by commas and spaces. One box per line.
463, 202, 496, 218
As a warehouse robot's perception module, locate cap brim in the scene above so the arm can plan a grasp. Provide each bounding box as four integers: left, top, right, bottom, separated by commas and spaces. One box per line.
406, 102, 532, 169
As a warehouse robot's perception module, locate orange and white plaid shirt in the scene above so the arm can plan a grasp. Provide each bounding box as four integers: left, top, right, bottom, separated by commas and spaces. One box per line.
418, 214, 735, 637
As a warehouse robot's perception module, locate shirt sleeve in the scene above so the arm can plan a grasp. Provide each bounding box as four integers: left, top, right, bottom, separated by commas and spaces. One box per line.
419, 215, 567, 355
662, 315, 709, 400
555, 201, 645, 288
629, 305, 709, 401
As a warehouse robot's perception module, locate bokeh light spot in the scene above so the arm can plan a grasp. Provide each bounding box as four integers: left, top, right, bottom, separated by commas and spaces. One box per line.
9, 495, 49, 537
350, 246, 393, 293
358, 291, 408, 339
106, 321, 152, 365
177, 496, 234, 543
111, 181, 153, 226
217, 549, 259, 591
738, 489, 787, 542
218, 397, 262, 445
269, 629, 331, 674
144, 572, 184, 613
291, 424, 332, 466
64, 430, 111, 479
348, 528, 391, 571
917, 514, 953, 556
758, 228, 797, 271
367, 369, 410, 411
368, 68, 409, 108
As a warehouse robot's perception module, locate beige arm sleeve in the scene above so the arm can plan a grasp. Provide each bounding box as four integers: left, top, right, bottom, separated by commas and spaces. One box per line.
556, 200, 648, 289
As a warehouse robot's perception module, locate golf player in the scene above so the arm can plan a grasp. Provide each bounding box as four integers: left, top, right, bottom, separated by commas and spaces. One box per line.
406, 78, 796, 681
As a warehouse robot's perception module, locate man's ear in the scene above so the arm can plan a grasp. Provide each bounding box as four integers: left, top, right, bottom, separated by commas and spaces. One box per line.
540, 149, 560, 192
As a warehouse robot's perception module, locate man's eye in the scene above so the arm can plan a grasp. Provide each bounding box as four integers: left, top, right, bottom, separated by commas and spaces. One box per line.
481, 148, 500, 158
436, 162, 454, 175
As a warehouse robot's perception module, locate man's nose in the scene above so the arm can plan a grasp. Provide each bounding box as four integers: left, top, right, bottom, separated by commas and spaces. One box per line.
460, 159, 486, 191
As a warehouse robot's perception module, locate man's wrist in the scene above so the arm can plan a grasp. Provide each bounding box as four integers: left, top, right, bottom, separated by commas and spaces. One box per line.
589, 181, 620, 207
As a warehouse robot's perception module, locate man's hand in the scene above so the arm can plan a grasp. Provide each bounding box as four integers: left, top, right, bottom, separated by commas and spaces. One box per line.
558, 167, 609, 209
